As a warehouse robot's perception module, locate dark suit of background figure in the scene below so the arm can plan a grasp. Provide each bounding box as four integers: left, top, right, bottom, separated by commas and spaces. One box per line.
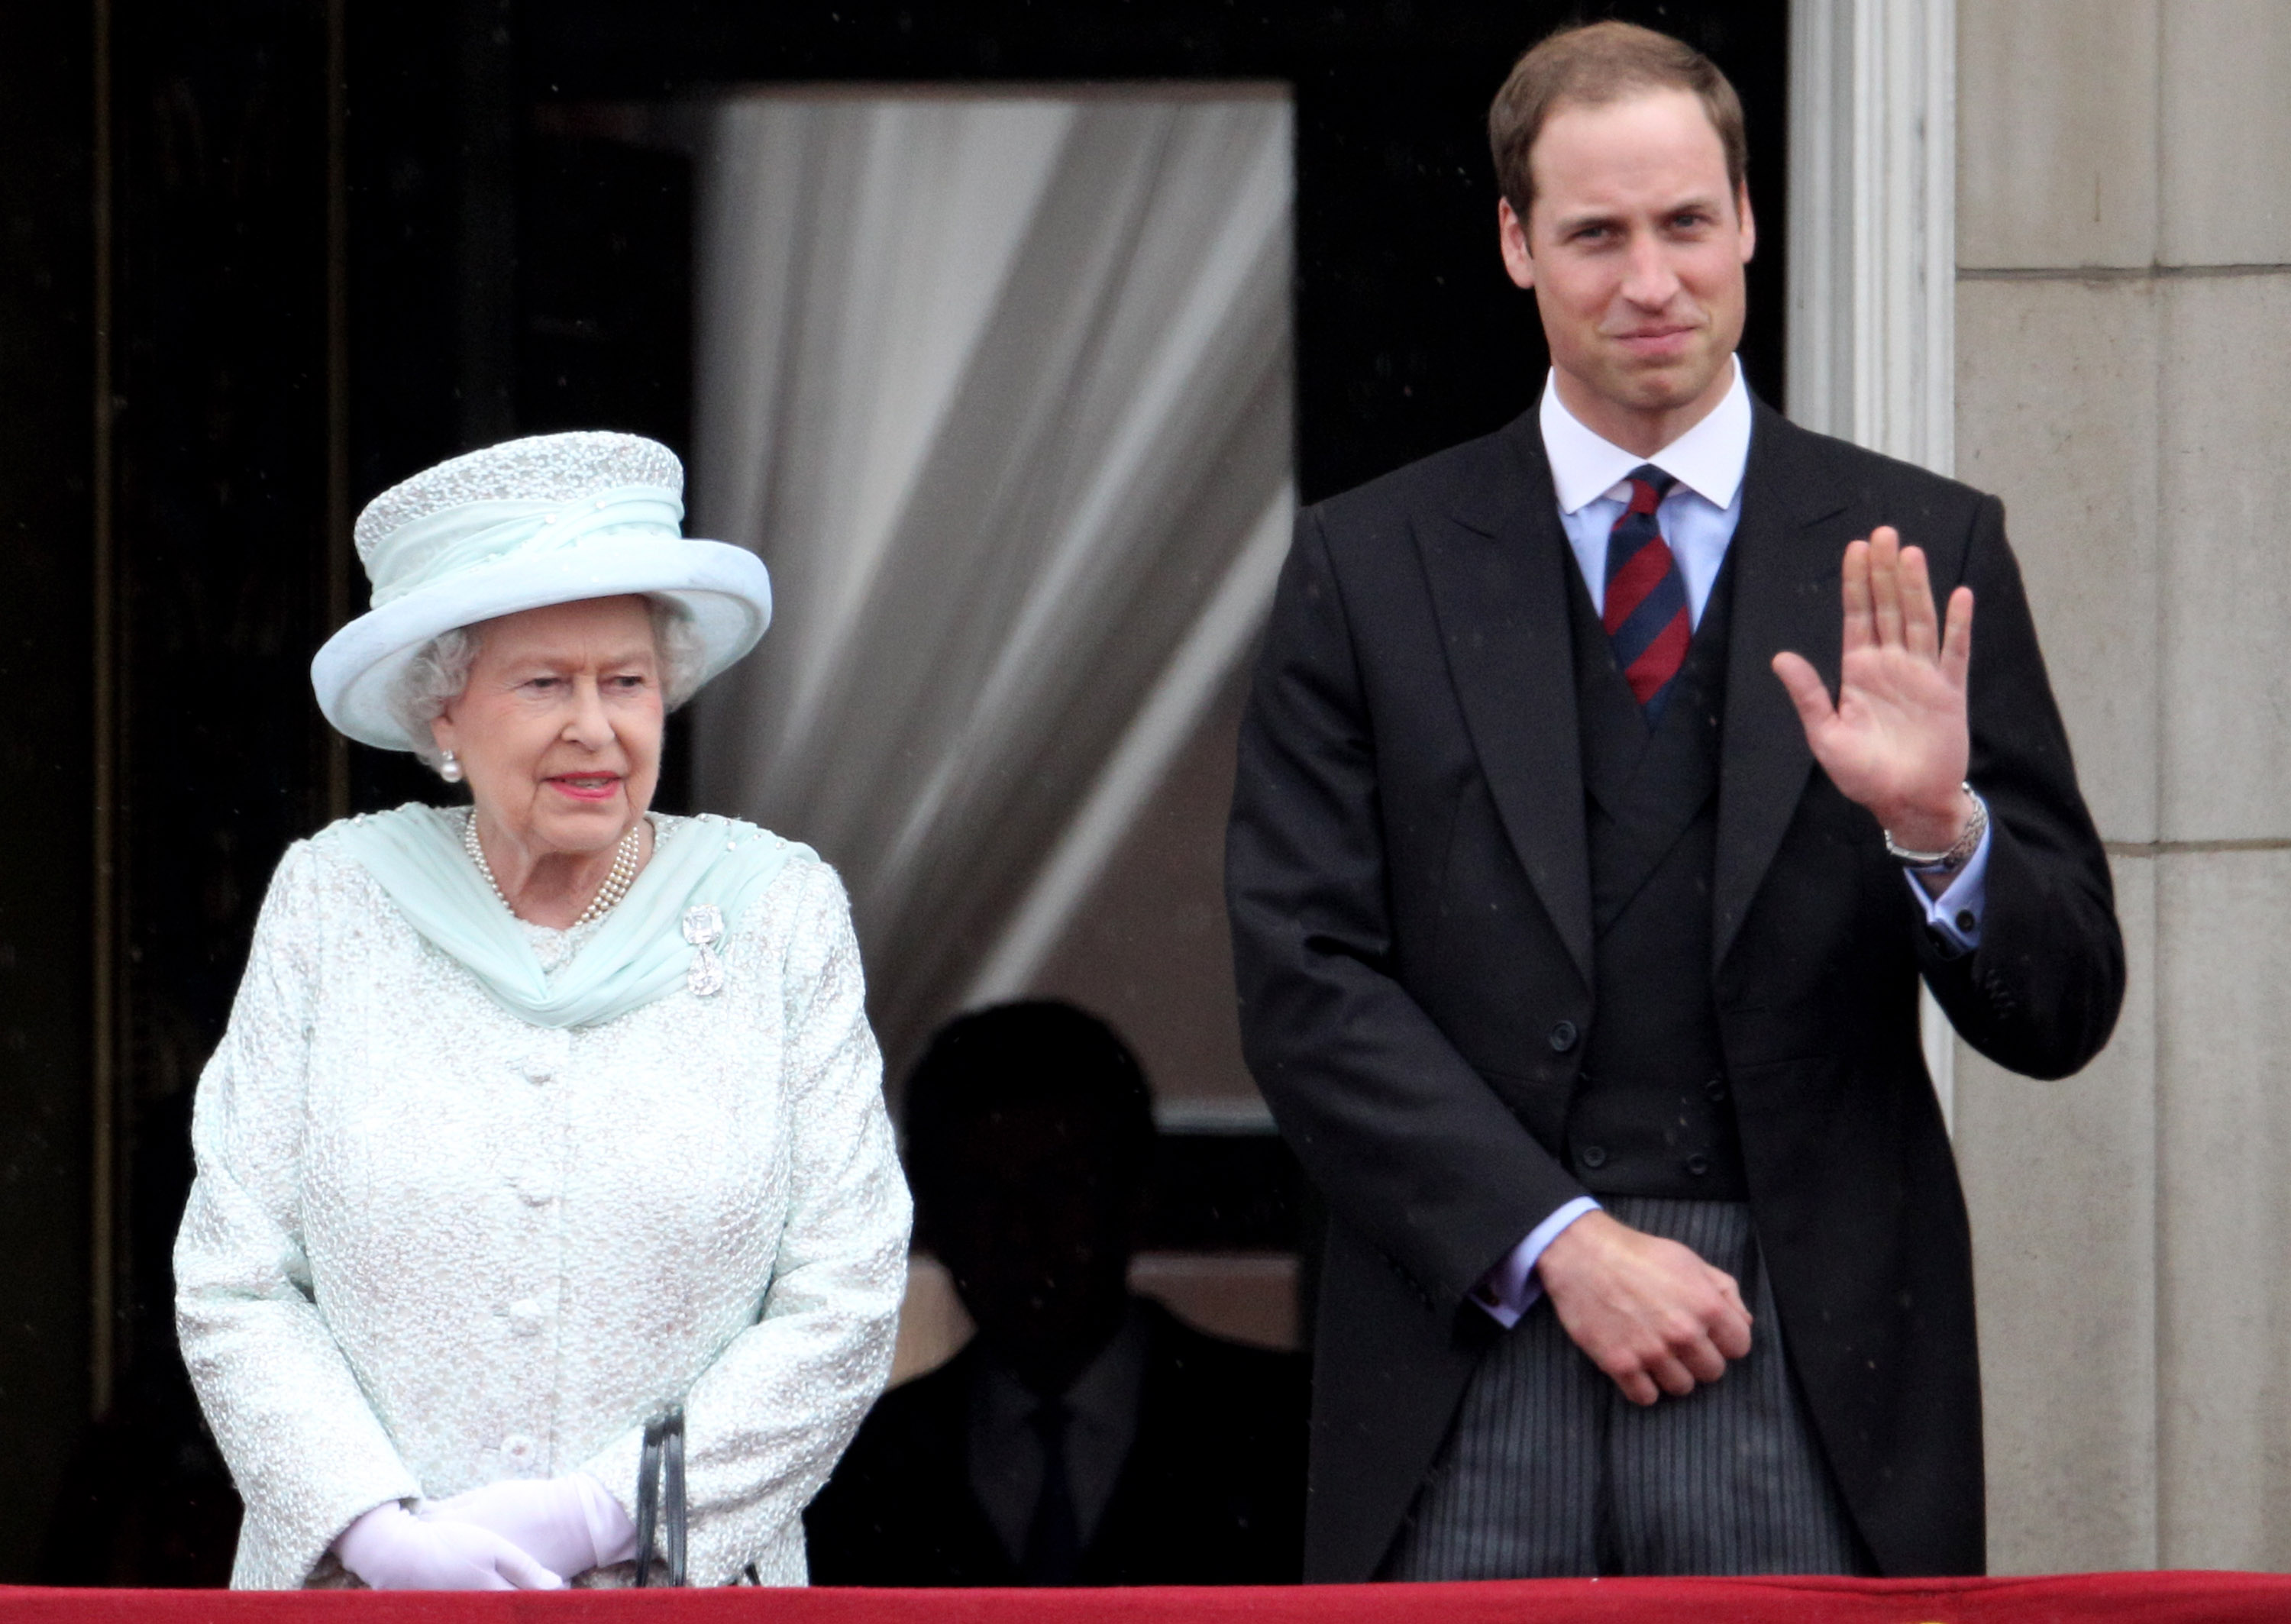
803, 999, 1308, 1587
1224, 399, 2124, 1580
806, 1298, 1306, 1587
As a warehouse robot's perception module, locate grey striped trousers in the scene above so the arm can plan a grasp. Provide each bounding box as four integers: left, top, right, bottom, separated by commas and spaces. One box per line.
1382, 1196, 1869, 1580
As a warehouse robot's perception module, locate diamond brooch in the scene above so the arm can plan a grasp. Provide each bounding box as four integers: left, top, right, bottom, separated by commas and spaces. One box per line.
683, 903, 727, 997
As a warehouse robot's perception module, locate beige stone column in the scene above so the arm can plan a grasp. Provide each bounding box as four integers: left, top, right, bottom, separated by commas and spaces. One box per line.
1953, 0, 2291, 1573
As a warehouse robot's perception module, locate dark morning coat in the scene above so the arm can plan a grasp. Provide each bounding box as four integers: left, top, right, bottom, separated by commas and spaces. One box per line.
1223, 400, 2124, 1580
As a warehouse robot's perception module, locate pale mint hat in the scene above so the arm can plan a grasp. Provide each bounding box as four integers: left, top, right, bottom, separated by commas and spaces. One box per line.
312, 431, 772, 752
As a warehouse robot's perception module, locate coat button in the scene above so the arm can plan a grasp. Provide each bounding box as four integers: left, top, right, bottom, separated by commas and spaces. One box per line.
1956, 909, 1978, 934
1548, 1020, 1579, 1053
1686, 1152, 1711, 1177
1704, 1077, 1729, 1103
502, 1435, 536, 1464
506, 1298, 549, 1337
1579, 1145, 1608, 1170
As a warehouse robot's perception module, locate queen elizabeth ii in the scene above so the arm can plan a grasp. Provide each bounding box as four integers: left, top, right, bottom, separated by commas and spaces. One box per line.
173, 432, 910, 1590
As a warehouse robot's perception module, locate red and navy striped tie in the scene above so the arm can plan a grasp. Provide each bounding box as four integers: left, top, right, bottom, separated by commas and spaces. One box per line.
1604, 465, 1691, 719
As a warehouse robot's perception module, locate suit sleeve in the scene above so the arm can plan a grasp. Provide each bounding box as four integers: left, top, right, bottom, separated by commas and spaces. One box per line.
1918, 494, 2125, 1076
1226, 507, 1588, 1312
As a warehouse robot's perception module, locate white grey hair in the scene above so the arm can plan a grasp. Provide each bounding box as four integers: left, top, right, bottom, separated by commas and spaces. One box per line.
390, 595, 709, 772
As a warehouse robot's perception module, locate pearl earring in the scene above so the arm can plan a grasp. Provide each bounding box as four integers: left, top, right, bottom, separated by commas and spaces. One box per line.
439, 751, 464, 784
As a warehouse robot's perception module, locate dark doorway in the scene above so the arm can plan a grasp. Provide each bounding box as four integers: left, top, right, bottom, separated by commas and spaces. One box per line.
5, 0, 1788, 1583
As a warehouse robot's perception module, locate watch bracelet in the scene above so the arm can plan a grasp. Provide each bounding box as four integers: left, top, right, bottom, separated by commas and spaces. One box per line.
1883, 782, 1986, 871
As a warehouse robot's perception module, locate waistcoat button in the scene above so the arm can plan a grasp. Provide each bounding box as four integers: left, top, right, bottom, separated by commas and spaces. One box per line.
1686, 1152, 1711, 1176
1579, 1144, 1608, 1170
1548, 1020, 1579, 1053
1704, 1077, 1729, 1102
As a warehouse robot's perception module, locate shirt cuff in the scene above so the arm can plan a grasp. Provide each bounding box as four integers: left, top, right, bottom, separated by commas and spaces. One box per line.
1470, 1196, 1602, 1329
1905, 815, 1992, 956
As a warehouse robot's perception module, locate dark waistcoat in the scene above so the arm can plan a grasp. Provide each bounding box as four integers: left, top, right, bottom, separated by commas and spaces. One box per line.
1562, 557, 1747, 1200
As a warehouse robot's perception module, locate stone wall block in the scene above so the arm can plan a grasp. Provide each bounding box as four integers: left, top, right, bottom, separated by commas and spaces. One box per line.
1958, 0, 2158, 270
1958, 276, 2160, 844
2157, 272, 2291, 841
2155, 848, 2291, 1568
2160, 0, 2291, 266
1957, 851, 2157, 1574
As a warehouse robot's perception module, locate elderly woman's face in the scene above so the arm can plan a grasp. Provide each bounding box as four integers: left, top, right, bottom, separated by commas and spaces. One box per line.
430, 595, 663, 856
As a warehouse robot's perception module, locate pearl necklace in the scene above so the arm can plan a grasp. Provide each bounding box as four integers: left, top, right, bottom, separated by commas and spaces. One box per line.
464, 814, 644, 928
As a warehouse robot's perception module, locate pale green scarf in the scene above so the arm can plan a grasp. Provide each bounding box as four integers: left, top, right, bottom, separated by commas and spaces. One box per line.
332, 802, 811, 1028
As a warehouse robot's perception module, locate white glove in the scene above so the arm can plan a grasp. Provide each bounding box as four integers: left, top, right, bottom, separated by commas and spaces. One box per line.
420, 1474, 638, 1580
333, 1500, 565, 1590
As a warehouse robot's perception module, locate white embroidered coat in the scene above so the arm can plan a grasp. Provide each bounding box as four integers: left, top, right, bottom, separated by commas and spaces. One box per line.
173, 815, 911, 1589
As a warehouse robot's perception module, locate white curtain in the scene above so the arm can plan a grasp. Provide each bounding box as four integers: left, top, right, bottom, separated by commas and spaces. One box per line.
687, 90, 1294, 1068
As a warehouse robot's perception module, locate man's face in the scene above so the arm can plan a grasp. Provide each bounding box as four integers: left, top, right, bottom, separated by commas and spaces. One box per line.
1499, 87, 1754, 447
928, 1102, 1138, 1386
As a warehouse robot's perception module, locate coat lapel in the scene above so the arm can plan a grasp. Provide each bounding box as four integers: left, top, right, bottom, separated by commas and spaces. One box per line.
1416, 415, 1594, 986
1714, 405, 1853, 968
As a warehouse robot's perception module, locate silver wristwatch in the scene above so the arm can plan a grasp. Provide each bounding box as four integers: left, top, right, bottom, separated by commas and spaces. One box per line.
1883, 783, 1988, 873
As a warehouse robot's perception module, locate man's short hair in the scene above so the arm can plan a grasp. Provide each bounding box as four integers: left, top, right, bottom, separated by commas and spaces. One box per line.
1488, 20, 1748, 227
903, 999, 1155, 1212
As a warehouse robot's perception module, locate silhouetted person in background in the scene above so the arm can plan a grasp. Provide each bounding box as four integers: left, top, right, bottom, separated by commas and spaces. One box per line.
805, 1001, 1305, 1586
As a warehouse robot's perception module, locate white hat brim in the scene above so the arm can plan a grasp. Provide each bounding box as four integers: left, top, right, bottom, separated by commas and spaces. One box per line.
312, 535, 772, 751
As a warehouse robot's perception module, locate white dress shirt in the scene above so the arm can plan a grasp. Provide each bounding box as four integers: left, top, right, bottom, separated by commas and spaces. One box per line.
1543, 353, 1753, 629
1473, 363, 1991, 1327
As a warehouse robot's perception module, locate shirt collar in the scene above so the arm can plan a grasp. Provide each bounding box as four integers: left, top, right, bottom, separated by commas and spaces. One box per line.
1537, 357, 1751, 515
973, 1298, 1152, 1438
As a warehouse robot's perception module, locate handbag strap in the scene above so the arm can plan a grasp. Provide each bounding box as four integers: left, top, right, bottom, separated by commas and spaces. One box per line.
663, 1409, 688, 1584
632, 1407, 688, 1587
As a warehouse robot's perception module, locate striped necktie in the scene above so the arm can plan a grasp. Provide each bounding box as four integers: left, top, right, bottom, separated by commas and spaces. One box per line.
1603, 464, 1691, 719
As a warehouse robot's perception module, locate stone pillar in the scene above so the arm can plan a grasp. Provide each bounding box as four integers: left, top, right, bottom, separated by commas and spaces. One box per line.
1954, 0, 2291, 1573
